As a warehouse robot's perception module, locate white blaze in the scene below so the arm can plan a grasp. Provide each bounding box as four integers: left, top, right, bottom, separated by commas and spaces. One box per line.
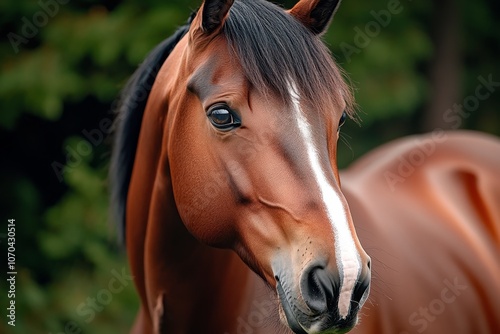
288, 82, 360, 319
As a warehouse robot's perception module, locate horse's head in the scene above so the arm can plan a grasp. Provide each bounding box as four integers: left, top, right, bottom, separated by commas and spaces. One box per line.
159, 0, 371, 332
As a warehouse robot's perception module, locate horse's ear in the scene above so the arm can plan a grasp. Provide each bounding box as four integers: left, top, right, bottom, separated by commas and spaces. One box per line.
199, 0, 234, 35
289, 0, 342, 35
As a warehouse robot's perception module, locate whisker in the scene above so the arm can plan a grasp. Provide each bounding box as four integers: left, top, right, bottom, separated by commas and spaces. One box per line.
339, 132, 355, 160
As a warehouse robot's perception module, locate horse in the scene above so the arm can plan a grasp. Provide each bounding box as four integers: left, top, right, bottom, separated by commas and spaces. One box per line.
110, 0, 500, 333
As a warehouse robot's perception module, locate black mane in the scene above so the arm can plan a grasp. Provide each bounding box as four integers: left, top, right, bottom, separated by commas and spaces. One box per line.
110, 15, 193, 244
110, 0, 354, 244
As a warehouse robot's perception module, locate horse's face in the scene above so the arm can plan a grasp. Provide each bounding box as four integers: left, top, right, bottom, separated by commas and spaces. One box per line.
163, 0, 371, 332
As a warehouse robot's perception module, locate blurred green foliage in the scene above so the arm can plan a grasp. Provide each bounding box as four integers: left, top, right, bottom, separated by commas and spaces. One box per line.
0, 0, 499, 333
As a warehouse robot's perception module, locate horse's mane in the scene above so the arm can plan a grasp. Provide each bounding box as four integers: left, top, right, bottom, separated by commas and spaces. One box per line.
110, 0, 355, 244
110, 15, 194, 244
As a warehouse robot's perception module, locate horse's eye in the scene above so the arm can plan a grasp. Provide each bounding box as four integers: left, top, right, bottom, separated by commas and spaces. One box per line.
338, 111, 347, 131
207, 105, 241, 131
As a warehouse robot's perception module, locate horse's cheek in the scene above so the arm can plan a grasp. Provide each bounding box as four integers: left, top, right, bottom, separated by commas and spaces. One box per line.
173, 178, 237, 247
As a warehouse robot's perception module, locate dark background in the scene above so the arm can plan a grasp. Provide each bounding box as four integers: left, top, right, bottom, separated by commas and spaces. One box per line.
1, 0, 499, 333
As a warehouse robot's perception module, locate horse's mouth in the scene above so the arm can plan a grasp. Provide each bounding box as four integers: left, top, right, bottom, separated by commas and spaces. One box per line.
276, 279, 308, 334
275, 277, 359, 334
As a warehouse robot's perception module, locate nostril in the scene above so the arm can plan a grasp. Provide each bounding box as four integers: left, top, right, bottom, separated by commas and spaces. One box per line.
300, 266, 336, 313
367, 258, 371, 270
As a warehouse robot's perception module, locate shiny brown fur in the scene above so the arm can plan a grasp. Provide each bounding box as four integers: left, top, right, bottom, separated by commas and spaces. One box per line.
344, 131, 500, 334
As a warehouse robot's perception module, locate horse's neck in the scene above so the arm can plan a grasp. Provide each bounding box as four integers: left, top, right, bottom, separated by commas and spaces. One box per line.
147, 212, 252, 332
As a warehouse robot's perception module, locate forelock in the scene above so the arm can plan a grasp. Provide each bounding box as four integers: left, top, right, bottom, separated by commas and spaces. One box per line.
223, 0, 355, 117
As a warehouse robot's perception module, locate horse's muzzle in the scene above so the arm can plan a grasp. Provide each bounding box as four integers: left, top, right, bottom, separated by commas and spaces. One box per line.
275, 263, 370, 334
